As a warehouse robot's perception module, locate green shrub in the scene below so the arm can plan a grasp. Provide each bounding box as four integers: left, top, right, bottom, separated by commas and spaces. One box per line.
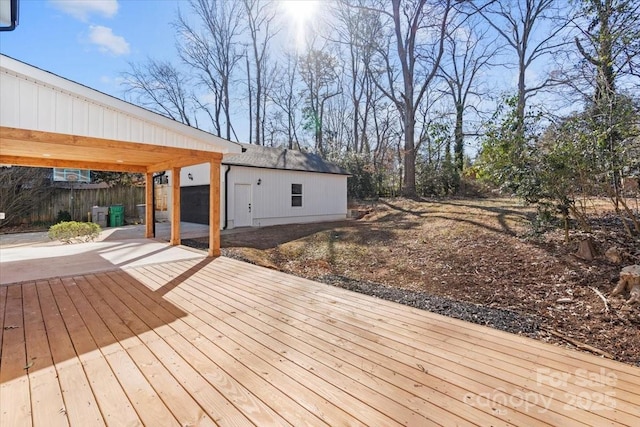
48, 221, 101, 244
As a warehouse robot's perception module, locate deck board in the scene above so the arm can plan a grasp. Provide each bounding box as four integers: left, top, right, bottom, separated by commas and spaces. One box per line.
146, 262, 512, 426
23, 282, 68, 427
0, 284, 32, 427
1, 255, 639, 426
174, 260, 632, 425
105, 270, 329, 427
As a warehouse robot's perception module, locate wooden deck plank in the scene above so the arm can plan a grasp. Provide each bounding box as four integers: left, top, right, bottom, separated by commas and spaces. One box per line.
167, 257, 634, 426
309, 278, 640, 383
22, 282, 69, 427
124, 343, 217, 427
121, 268, 368, 427
221, 257, 640, 421
211, 258, 639, 425
0, 284, 32, 427
223, 256, 640, 378
211, 260, 640, 396
75, 273, 216, 427
139, 263, 490, 426
95, 271, 293, 427
35, 280, 105, 426
54, 277, 143, 427
154, 261, 558, 426
216, 256, 640, 388
79, 273, 253, 427
53, 278, 178, 425
130, 265, 409, 427
105, 269, 328, 427
160, 262, 547, 426
112, 268, 361, 426
2, 255, 639, 427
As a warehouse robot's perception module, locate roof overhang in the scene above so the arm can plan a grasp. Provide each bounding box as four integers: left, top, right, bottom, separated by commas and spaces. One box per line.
0, 126, 221, 173
0, 54, 241, 173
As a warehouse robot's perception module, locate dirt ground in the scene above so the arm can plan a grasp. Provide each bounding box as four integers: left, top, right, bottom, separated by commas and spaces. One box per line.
200, 197, 640, 366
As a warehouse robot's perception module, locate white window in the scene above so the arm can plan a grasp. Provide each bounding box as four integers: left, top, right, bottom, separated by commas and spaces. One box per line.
291, 183, 302, 207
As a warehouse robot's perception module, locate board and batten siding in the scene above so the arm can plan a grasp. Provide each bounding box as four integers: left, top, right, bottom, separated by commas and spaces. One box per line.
0, 56, 239, 153
176, 163, 348, 228
227, 167, 347, 228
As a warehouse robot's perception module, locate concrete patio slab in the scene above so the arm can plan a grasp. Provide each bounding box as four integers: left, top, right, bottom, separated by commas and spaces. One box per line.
0, 238, 207, 285
0, 222, 212, 248
0, 222, 213, 285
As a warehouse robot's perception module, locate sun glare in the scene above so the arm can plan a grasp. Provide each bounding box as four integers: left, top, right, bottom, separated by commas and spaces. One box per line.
281, 0, 319, 48
281, 0, 318, 24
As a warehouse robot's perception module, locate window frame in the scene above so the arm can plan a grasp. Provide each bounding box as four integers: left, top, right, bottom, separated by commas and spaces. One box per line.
291, 183, 303, 207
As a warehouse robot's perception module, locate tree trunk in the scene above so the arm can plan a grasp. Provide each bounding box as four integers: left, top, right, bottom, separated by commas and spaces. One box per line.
402, 110, 417, 197
454, 103, 464, 171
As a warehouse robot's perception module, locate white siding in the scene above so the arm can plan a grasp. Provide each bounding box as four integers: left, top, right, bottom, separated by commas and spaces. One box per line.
226, 167, 347, 228
18, 78, 37, 129
37, 87, 56, 129
0, 55, 241, 154
55, 89, 73, 133
173, 164, 348, 229
181, 163, 211, 187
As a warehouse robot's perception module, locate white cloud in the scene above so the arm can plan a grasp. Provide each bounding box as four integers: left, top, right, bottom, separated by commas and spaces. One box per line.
88, 25, 130, 56
50, 0, 119, 21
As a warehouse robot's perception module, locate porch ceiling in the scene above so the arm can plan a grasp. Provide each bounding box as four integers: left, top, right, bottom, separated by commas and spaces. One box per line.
0, 126, 222, 173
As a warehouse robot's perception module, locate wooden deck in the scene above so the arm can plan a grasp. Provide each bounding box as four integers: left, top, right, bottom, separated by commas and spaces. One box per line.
1, 256, 638, 426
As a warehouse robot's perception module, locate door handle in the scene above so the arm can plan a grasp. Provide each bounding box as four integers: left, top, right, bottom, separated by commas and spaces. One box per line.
248, 203, 251, 213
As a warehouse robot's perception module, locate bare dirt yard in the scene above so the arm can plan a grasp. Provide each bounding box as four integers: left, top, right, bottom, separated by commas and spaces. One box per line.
188, 197, 640, 366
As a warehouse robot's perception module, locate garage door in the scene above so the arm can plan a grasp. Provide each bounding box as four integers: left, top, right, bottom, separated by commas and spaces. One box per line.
181, 185, 210, 224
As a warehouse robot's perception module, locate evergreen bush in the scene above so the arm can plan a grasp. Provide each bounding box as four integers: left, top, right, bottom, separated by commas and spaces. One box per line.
48, 221, 101, 244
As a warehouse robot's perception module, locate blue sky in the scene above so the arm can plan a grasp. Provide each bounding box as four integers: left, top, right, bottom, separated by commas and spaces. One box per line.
0, 0, 184, 101
0, 0, 315, 143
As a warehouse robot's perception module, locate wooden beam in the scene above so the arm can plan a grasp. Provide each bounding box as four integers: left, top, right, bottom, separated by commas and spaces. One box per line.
0, 126, 223, 159
0, 155, 147, 173
170, 168, 181, 246
209, 160, 221, 257
145, 172, 153, 238
147, 155, 220, 174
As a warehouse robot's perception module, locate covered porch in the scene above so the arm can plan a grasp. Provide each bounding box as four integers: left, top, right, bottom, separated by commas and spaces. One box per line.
0, 55, 242, 256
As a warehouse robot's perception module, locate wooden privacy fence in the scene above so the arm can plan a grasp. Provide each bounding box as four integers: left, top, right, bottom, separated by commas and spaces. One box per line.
29, 186, 146, 224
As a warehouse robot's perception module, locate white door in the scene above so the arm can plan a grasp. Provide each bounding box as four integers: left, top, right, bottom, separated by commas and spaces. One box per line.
234, 184, 252, 227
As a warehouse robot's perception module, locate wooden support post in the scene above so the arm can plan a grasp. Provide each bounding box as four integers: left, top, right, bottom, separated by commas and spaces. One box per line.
145, 172, 153, 238
170, 167, 181, 246
209, 159, 221, 257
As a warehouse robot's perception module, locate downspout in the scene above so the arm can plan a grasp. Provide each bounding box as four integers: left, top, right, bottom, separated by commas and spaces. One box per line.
152, 171, 166, 237
223, 165, 231, 230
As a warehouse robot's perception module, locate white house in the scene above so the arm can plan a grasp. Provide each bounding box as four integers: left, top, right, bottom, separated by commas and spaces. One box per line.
165, 144, 350, 229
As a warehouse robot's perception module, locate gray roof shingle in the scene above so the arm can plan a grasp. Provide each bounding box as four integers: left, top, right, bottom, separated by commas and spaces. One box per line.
222, 144, 350, 175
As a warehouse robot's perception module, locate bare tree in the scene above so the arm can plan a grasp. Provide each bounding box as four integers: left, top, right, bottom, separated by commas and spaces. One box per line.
471, 0, 570, 133
364, 0, 454, 197
0, 167, 52, 228
299, 49, 343, 155
243, 0, 279, 145
333, 0, 385, 154
122, 59, 195, 126
574, 0, 640, 97
175, 0, 243, 139
573, 0, 640, 207
269, 53, 304, 149
438, 24, 497, 171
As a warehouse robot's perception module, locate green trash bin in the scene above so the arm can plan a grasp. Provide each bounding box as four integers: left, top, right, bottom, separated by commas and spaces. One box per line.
109, 205, 124, 227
